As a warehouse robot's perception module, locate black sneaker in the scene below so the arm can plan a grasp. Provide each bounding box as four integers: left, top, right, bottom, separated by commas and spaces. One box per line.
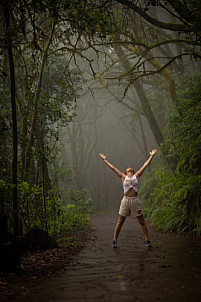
144, 240, 152, 248
112, 241, 118, 248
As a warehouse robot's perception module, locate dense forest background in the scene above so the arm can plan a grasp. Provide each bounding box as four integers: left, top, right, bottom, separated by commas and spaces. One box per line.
0, 0, 201, 239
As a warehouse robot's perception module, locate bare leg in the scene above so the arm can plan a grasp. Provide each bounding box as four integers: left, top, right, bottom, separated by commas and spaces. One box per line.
137, 214, 149, 241
113, 214, 126, 242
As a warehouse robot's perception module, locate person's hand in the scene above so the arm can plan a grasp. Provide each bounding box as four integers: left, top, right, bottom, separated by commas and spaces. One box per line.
150, 149, 157, 157
99, 153, 106, 160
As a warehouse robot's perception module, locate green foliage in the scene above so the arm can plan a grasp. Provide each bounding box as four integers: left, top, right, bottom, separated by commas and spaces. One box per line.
0, 179, 9, 190
62, 0, 111, 37
40, 56, 80, 128
66, 188, 93, 211
141, 169, 201, 233
48, 203, 90, 237
140, 73, 201, 234
46, 187, 92, 237
0, 176, 92, 237
161, 73, 201, 173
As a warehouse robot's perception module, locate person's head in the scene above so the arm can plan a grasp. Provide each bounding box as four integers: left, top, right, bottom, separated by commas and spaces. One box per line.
125, 167, 135, 177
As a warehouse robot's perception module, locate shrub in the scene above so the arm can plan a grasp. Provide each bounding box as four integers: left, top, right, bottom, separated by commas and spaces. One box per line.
140, 73, 201, 234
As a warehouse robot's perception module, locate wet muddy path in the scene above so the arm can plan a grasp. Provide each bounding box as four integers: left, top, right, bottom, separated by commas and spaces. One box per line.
8, 213, 201, 301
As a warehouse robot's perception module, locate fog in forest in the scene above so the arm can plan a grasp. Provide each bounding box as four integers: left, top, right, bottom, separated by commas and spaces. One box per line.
56, 45, 200, 211
60, 85, 156, 211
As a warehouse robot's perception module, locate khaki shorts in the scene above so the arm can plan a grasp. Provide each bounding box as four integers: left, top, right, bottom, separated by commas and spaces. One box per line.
119, 196, 143, 217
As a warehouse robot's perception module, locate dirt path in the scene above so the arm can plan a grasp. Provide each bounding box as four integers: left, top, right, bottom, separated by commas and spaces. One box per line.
3, 213, 201, 301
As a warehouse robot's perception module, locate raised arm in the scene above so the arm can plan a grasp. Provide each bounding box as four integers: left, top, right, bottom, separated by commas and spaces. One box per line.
135, 149, 157, 178
99, 153, 124, 178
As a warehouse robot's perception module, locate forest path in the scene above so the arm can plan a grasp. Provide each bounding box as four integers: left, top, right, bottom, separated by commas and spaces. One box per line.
13, 213, 201, 301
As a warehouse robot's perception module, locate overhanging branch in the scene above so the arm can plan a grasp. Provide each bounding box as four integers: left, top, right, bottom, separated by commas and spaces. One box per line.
115, 0, 186, 32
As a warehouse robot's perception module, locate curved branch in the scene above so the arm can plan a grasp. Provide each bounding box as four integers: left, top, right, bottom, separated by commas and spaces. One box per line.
119, 54, 190, 84
115, 0, 186, 31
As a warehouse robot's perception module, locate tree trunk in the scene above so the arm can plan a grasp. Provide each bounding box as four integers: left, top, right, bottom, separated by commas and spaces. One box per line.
5, 6, 18, 238
24, 20, 55, 175
113, 44, 164, 146
139, 115, 149, 159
